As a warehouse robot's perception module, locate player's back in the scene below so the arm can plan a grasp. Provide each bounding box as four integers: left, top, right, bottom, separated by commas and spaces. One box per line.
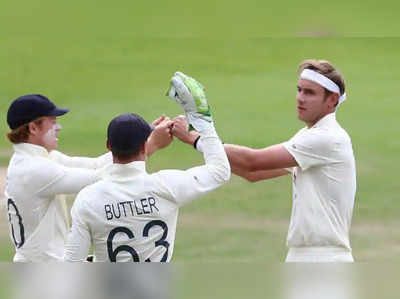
74, 162, 180, 262
5, 144, 69, 261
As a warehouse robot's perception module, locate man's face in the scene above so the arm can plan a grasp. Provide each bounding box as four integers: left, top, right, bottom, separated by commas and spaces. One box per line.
296, 79, 332, 127
34, 116, 62, 151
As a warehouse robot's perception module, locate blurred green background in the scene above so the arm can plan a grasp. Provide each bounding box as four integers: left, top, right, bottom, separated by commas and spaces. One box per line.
0, 0, 399, 266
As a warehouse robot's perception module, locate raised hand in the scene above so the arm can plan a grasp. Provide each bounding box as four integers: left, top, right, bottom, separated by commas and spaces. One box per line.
171, 115, 200, 146
166, 71, 213, 132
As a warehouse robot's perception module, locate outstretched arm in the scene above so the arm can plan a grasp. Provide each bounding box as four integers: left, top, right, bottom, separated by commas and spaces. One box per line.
158, 72, 230, 205
224, 143, 297, 172
171, 116, 296, 182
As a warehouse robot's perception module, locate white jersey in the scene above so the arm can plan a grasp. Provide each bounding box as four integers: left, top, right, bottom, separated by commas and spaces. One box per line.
4, 143, 111, 262
64, 128, 230, 262
282, 113, 356, 251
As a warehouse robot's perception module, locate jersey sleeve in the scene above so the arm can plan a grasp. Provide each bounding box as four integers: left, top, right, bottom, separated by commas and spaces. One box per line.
49, 151, 112, 169
64, 192, 92, 262
33, 159, 101, 197
283, 129, 337, 170
153, 128, 230, 206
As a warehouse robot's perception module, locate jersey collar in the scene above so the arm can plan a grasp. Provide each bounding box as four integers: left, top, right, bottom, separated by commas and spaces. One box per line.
104, 161, 147, 181
13, 143, 50, 158
311, 112, 337, 129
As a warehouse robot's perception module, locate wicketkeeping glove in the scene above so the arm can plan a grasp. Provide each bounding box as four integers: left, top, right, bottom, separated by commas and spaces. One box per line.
166, 71, 213, 132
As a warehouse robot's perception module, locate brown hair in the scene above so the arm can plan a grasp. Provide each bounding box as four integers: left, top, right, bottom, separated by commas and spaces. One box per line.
298, 59, 345, 95
6, 119, 44, 144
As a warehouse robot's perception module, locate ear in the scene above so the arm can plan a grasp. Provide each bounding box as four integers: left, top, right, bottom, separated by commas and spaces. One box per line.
28, 122, 39, 136
106, 140, 112, 151
328, 93, 339, 109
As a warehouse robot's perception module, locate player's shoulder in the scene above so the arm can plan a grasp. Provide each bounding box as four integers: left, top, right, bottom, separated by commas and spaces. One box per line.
73, 181, 104, 213
306, 125, 353, 157
150, 169, 183, 183
287, 127, 337, 156
76, 179, 106, 201
296, 126, 333, 143
148, 169, 168, 182
148, 170, 180, 199
317, 123, 351, 145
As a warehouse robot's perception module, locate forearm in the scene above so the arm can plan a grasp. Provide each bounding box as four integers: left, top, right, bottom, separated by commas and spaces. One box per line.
64, 204, 91, 262
41, 167, 100, 196
146, 137, 158, 157
200, 128, 230, 183
226, 144, 289, 181
146, 120, 174, 157
146, 135, 168, 157
225, 143, 298, 172
64, 230, 91, 262
232, 166, 289, 182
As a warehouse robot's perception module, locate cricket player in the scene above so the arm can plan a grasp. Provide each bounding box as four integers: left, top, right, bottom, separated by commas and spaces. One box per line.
4, 94, 172, 262
172, 60, 357, 262
64, 72, 230, 262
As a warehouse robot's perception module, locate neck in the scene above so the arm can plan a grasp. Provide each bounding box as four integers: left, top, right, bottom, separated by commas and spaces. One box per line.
26, 137, 50, 152
305, 110, 334, 128
113, 152, 146, 164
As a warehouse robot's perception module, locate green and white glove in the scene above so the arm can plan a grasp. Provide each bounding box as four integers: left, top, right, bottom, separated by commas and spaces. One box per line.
166, 71, 213, 132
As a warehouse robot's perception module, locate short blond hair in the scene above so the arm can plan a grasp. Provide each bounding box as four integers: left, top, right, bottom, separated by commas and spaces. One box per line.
298, 59, 345, 95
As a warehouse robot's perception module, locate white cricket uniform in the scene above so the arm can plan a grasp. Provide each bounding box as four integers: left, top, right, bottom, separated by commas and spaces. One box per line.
4, 143, 111, 262
64, 128, 230, 262
282, 113, 356, 262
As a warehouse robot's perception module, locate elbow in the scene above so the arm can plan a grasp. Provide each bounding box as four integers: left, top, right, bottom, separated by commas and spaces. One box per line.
220, 163, 231, 183
243, 173, 261, 183
244, 176, 258, 183
247, 160, 263, 173
244, 150, 261, 173
209, 162, 231, 184
224, 168, 231, 183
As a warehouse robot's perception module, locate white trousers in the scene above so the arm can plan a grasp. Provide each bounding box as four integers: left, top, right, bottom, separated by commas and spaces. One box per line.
285, 247, 354, 263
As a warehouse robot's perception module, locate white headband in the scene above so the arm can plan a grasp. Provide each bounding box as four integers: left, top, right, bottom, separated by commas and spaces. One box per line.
300, 69, 347, 105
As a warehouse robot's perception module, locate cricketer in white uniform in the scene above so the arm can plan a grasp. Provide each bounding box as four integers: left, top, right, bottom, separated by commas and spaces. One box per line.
283, 65, 356, 262
4, 94, 112, 262
64, 72, 230, 262
4, 94, 171, 262
172, 60, 356, 262
282, 112, 356, 262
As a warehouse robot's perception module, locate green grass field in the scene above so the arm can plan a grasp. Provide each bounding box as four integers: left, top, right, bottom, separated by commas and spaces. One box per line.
0, 0, 399, 267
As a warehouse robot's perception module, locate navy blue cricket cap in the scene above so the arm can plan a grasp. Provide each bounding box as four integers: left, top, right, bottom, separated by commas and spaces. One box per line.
107, 113, 153, 153
7, 94, 70, 130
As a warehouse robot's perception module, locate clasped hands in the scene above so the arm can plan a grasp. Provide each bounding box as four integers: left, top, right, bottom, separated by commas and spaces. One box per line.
146, 114, 200, 156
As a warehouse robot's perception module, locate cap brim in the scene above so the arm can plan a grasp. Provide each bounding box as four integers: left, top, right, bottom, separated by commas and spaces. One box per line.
47, 107, 70, 117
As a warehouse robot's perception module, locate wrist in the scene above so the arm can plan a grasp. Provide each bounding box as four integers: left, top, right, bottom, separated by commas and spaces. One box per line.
187, 131, 200, 146
145, 138, 157, 157
193, 135, 201, 149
